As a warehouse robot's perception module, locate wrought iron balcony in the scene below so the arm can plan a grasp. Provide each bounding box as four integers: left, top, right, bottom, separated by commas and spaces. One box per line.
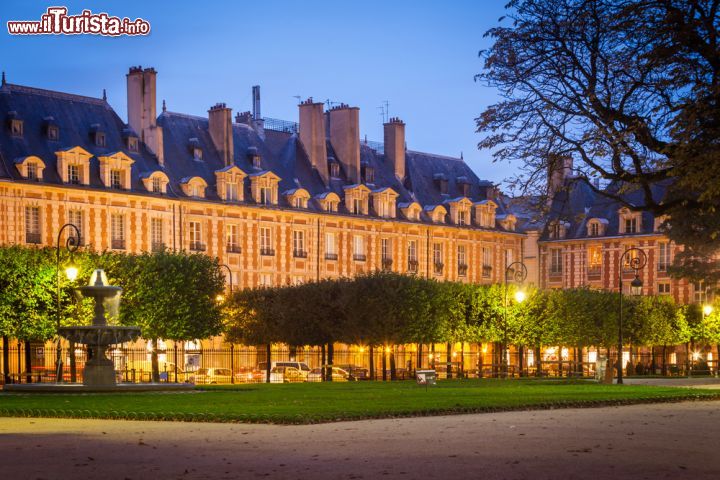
226, 244, 242, 254
260, 248, 275, 257
434, 262, 445, 275
190, 242, 206, 252
293, 250, 308, 258
325, 253, 339, 261
353, 254, 366, 262
111, 239, 126, 250
458, 263, 468, 276
25, 232, 41, 244
407, 259, 419, 273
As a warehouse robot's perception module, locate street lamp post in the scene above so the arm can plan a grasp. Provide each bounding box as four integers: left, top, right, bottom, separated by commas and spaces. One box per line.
617, 247, 647, 385
503, 261, 527, 378
55, 223, 81, 383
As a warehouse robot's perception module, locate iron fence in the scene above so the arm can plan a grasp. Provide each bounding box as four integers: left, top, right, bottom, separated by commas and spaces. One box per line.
1, 343, 717, 385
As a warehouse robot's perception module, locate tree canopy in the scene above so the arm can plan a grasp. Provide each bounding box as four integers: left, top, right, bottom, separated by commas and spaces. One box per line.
477, 0, 720, 279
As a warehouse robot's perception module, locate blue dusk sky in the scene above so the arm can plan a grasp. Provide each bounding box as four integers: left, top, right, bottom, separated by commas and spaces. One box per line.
0, 1, 516, 185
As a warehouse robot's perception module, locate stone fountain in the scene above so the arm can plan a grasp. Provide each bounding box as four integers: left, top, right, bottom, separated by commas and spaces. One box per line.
58, 269, 140, 387
4, 269, 191, 392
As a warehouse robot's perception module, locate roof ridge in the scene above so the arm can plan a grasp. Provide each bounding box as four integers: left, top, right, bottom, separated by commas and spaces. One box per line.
407, 149, 463, 162
161, 110, 209, 122
5, 83, 108, 107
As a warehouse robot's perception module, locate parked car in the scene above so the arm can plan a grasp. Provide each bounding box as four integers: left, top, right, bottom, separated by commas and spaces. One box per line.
335, 364, 370, 380
189, 367, 233, 384
270, 366, 307, 383
234, 367, 265, 383
307, 366, 351, 382
256, 361, 311, 383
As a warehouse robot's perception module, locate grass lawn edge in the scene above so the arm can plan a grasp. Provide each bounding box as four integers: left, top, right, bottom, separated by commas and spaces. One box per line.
1, 391, 719, 425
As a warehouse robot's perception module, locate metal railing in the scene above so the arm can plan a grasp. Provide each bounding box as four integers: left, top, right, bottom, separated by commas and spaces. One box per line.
111, 239, 126, 250
190, 242, 206, 252
293, 250, 308, 258
25, 232, 41, 244
262, 117, 298, 134
226, 244, 242, 254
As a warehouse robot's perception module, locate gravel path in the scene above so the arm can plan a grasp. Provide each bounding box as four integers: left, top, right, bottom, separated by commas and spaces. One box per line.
1, 400, 719, 479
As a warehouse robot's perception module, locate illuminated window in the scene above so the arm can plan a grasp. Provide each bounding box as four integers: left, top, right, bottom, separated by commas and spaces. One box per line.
189, 221, 204, 251
325, 232, 337, 260
152, 177, 162, 193
260, 227, 273, 255
588, 246, 602, 273
550, 249, 563, 274
226, 182, 239, 202
151, 218, 164, 251
227, 224, 240, 253
67, 164, 81, 185
25, 206, 41, 244
293, 230, 306, 257
26, 162, 38, 180
110, 170, 122, 189
111, 213, 125, 249
353, 235, 365, 261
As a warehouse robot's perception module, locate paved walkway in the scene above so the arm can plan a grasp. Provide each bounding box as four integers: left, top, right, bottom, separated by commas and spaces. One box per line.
1, 400, 720, 479
622, 377, 720, 388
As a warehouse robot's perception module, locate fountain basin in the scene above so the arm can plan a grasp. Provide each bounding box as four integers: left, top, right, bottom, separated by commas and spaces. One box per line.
58, 326, 141, 346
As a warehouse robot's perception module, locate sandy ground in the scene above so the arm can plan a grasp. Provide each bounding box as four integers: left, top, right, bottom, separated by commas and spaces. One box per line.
1, 400, 720, 480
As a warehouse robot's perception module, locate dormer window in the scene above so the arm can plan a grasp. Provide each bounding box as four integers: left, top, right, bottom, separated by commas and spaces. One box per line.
250, 171, 280, 205
586, 218, 608, 237
315, 192, 340, 213
127, 136, 139, 153
15, 156, 46, 182
499, 214, 517, 232
180, 176, 208, 199
446, 197, 472, 226
548, 220, 568, 239
98, 152, 134, 190
362, 165, 375, 184
619, 208, 641, 234
47, 125, 59, 141
10, 119, 23, 137
457, 177, 471, 197
68, 164, 81, 185
253, 155, 261, 170
193, 147, 203, 160
353, 198, 362, 214
400, 202, 422, 221
27, 162, 38, 180
425, 205, 448, 224
110, 169, 122, 189
343, 184, 371, 216
95, 132, 106, 147
285, 188, 310, 209
434, 174, 448, 194
142, 170, 170, 194
473, 200, 497, 228
330, 162, 340, 178
247, 147, 261, 170
215, 165, 247, 203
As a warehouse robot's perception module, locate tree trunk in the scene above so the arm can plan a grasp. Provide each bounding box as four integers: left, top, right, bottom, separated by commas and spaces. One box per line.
460, 342, 465, 379
24, 340, 32, 383
381, 347, 387, 381
321, 343, 326, 380
369, 346, 375, 380
416, 344, 423, 372
518, 346, 525, 377
265, 343, 272, 383
662, 345, 668, 376
431, 343, 436, 370
390, 347, 397, 381
650, 346, 656, 375
558, 345, 563, 378
326, 343, 334, 382
535, 346, 542, 377
151, 339, 160, 383
2, 336, 9, 384
446, 342, 452, 379
69, 340, 77, 383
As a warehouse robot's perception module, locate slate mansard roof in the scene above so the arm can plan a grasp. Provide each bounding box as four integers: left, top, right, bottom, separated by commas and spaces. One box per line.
538, 176, 670, 241
0, 80, 513, 229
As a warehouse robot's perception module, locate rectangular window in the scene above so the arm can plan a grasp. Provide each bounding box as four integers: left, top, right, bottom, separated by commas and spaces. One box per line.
624, 217, 637, 234
260, 226, 274, 256
293, 230, 306, 257
505, 248, 513, 268
260, 186, 272, 205
189, 221, 204, 251
259, 273, 273, 287
227, 224, 240, 253
67, 164, 81, 185
482, 247, 492, 278
658, 242, 671, 272
151, 218, 164, 251
152, 177, 162, 193
111, 213, 125, 249
457, 245, 467, 276
68, 210, 83, 242
693, 281, 706, 303
433, 243, 444, 275
325, 232, 337, 260
353, 198, 362, 215
550, 249, 563, 274
590, 223, 599, 236
622, 246, 640, 271
381, 238, 391, 260
408, 240, 418, 272
110, 169, 122, 189
588, 246, 602, 274
353, 235, 365, 261
226, 182, 238, 202
26, 162, 38, 180
25, 206, 41, 244
458, 211, 467, 226
658, 283, 671, 295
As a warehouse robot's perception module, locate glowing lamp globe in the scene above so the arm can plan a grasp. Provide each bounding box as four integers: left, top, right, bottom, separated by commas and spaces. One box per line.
65, 265, 79, 282
630, 276, 643, 296
703, 304, 714, 316
514, 290, 527, 303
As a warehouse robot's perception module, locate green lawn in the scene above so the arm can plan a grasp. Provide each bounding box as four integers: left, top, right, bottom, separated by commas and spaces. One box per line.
1, 379, 718, 424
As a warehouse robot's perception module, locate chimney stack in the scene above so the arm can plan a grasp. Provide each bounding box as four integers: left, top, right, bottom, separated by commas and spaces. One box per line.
299, 98, 329, 185
327, 104, 360, 183
127, 66, 164, 164
252, 85, 261, 120
547, 154, 573, 203
208, 103, 234, 167
384, 117, 405, 181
